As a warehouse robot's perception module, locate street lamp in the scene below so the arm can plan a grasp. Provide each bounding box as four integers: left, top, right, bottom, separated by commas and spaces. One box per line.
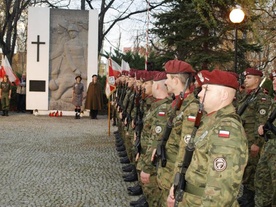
229, 7, 245, 73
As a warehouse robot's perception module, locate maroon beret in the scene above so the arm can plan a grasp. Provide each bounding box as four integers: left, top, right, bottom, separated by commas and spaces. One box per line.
270, 70, 276, 80
243, 68, 263, 77
141, 71, 154, 82
153, 72, 167, 81
196, 69, 239, 90
122, 70, 129, 76
129, 69, 136, 78
165, 60, 195, 74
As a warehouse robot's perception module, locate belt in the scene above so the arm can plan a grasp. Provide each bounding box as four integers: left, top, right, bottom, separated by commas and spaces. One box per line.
185, 182, 204, 197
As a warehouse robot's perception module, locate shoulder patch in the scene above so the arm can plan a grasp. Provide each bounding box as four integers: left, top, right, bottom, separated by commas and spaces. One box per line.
259, 109, 266, 115
213, 157, 227, 172
158, 111, 166, 116
218, 130, 230, 138
187, 115, 196, 122
155, 126, 162, 134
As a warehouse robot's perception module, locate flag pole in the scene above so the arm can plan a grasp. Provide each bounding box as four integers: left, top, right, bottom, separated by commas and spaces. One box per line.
107, 47, 112, 136
145, 0, 150, 70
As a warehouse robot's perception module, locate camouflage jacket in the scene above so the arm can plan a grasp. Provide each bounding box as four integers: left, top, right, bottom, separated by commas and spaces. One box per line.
157, 94, 199, 190
137, 97, 172, 173
238, 89, 271, 148
261, 101, 276, 154
184, 104, 248, 206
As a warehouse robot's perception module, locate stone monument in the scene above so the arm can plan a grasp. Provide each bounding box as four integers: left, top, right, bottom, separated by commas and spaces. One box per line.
26, 7, 98, 113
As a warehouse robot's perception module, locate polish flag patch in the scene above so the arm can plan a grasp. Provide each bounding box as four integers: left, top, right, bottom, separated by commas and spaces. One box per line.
187, 115, 196, 122
158, 111, 166, 116
218, 130, 230, 138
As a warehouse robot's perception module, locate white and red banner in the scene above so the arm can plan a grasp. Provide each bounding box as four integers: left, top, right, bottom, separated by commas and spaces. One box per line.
105, 58, 121, 98
1, 55, 20, 85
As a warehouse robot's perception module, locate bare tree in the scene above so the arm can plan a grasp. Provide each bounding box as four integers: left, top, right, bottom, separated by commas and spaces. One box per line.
0, 0, 32, 64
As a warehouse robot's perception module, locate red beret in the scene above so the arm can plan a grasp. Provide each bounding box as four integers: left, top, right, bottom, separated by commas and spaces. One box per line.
196, 69, 239, 90
122, 70, 129, 76
153, 72, 167, 81
270, 70, 276, 80
165, 60, 195, 74
141, 71, 154, 82
243, 68, 263, 77
129, 69, 136, 78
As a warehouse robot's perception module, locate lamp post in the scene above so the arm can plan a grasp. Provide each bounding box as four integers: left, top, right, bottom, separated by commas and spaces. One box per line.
229, 7, 245, 73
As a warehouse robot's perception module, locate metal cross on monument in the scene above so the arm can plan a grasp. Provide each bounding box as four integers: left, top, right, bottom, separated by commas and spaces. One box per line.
31, 35, 45, 62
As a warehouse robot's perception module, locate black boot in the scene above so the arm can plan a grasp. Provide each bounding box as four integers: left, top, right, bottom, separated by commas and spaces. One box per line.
5, 110, 9, 116
77, 109, 81, 119
75, 109, 78, 119
2, 110, 5, 116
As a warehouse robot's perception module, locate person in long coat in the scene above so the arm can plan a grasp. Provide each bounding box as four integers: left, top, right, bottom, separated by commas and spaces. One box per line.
85, 74, 103, 119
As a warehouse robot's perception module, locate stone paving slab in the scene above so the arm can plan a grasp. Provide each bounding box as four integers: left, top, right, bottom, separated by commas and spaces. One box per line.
0, 113, 138, 207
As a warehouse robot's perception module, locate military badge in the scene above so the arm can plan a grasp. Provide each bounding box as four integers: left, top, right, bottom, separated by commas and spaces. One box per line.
187, 115, 196, 122
158, 111, 166, 116
213, 157, 227, 172
183, 135, 191, 144
155, 126, 162, 134
198, 72, 204, 83
218, 130, 230, 138
259, 109, 266, 115
261, 97, 267, 101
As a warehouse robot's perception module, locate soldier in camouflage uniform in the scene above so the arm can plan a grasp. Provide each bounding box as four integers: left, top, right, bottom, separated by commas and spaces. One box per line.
254, 70, 276, 207
0, 75, 12, 116
172, 69, 248, 206
237, 68, 272, 207
135, 72, 172, 207
119, 70, 136, 166
152, 60, 198, 207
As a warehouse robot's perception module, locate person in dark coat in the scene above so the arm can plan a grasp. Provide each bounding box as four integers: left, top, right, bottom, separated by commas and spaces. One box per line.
85, 74, 103, 119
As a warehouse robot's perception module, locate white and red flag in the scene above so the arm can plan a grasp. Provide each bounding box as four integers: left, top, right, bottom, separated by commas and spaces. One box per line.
105, 58, 121, 98
1, 55, 20, 85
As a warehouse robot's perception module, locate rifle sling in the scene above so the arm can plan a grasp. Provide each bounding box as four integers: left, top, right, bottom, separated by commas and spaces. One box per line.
185, 182, 204, 197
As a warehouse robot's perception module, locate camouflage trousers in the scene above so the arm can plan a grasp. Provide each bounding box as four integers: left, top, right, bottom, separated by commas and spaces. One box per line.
124, 130, 134, 163
242, 152, 261, 191
1, 93, 10, 110
158, 187, 170, 207
141, 174, 161, 207
255, 143, 276, 207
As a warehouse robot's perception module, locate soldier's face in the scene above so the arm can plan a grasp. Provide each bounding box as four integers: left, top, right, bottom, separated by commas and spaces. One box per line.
165, 74, 176, 93
244, 75, 259, 90
143, 81, 152, 95
198, 84, 223, 114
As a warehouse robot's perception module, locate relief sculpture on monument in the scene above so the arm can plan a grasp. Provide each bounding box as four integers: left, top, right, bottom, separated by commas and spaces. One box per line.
49, 10, 88, 111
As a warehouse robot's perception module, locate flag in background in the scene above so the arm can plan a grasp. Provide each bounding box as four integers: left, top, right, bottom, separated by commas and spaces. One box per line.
105, 58, 121, 98
1, 55, 20, 85
121, 59, 130, 72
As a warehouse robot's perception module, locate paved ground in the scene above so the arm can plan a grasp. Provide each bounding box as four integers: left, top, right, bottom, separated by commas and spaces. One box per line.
0, 112, 138, 207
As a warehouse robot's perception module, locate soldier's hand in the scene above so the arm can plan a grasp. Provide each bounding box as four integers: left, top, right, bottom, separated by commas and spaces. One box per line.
135, 153, 140, 162
140, 171, 150, 184
167, 186, 175, 207
131, 120, 135, 129
250, 144, 260, 157
258, 125, 264, 135
119, 112, 122, 119
151, 149, 157, 162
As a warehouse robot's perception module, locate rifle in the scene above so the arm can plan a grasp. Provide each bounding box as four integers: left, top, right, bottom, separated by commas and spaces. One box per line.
153, 78, 190, 167
134, 87, 145, 156
173, 85, 207, 207
263, 107, 276, 141
237, 77, 266, 116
